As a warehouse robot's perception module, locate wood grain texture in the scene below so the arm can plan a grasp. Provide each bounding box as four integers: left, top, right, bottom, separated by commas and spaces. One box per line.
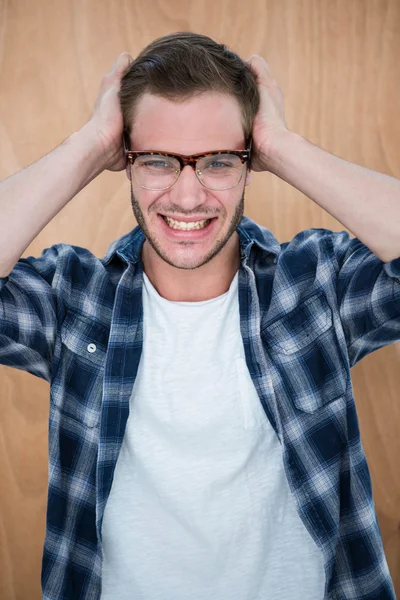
0, 0, 399, 598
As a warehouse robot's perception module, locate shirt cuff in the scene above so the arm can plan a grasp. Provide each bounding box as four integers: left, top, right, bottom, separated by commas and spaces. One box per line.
383, 256, 400, 282
0, 276, 9, 291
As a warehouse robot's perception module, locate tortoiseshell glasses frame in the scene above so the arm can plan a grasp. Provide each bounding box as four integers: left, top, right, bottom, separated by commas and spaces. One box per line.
123, 130, 253, 191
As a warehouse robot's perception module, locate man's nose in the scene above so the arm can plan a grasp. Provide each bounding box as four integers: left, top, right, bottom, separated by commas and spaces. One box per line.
169, 164, 207, 201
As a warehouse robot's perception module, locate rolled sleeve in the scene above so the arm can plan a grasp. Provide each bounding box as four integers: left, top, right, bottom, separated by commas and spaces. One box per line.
328, 231, 400, 366
0, 247, 61, 382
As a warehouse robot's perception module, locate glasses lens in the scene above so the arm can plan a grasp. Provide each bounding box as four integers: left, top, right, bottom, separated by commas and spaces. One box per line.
197, 154, 243, 190
133, 155, 180, 190
132, 153, 245, 190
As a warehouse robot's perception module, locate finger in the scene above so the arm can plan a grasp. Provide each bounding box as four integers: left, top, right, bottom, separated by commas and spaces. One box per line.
246, 53, 270, 69
247, 54, 270, 70
110, 52, 133, 76
246, 54, 274, 85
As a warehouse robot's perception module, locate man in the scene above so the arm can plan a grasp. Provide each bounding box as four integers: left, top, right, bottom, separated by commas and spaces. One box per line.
0, 32, 399, 600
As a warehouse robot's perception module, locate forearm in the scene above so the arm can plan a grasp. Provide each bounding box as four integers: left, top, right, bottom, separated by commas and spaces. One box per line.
266, 130, 400, 262
0, 123, 107, 277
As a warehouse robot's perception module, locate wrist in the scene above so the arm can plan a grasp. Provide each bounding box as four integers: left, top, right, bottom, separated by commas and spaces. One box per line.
261, 129, 304, 176
72, 122, 113, 175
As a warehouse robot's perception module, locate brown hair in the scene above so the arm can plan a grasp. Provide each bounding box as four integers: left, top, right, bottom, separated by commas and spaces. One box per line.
118, 31, 259, 144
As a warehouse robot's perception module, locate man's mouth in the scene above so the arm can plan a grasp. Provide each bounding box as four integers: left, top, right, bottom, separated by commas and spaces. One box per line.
160, 215, 214, 231
157, 213, 218, 238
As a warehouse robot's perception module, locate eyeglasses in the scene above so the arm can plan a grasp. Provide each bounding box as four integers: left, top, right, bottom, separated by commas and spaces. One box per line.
123, 131, 252, 191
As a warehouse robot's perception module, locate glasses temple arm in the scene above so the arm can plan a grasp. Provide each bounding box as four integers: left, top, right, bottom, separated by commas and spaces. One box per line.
123, 130, 130, 153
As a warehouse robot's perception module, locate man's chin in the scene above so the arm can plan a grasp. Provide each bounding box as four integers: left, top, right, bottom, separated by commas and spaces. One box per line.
142, 219, 241, 272
142, 236, 221, 271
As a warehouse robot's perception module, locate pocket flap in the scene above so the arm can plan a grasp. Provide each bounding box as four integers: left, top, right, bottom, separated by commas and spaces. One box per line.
262, 293, 332, 355
60, 311, 109, 366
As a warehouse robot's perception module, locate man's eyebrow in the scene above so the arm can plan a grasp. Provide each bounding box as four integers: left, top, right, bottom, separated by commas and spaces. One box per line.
133, 142, 248, 153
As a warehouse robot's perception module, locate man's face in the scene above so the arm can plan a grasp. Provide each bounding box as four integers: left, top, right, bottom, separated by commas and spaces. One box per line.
126, 91, 252, 271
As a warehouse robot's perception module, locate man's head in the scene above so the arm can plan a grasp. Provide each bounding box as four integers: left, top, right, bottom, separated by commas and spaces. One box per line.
118, 32, 260, 271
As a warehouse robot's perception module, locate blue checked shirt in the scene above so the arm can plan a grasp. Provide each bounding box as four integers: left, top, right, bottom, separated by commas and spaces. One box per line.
1, 215, 399, 600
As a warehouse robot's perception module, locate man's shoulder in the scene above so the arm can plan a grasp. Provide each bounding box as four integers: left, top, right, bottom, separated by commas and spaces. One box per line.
239, 214, 350, 260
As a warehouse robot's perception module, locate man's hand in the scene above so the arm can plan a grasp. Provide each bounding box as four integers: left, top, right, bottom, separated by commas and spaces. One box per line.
246, 54, 289, 172
88, 52, 133, 172
245, 56, 400, 263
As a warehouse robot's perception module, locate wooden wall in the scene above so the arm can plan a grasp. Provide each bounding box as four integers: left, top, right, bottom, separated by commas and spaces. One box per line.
0, 1, 399, 597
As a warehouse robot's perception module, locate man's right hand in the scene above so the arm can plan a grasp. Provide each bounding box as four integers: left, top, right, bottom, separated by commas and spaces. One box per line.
88, 52, 133, 173
0, 52, 134, 278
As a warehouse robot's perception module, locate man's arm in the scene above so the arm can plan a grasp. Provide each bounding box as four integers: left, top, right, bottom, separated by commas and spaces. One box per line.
0, 52, 132, 278
265, 128, 400, 263
0, 125, 105, 277
245, 54, 400, 263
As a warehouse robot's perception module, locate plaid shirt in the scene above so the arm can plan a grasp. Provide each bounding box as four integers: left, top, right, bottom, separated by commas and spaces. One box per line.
1, 215, 399, 600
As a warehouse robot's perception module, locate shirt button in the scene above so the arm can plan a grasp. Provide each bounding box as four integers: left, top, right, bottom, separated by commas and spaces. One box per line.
87, 343, 97, 353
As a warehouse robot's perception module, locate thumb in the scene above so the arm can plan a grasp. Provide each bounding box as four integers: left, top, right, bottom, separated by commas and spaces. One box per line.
111, 52, 133, 77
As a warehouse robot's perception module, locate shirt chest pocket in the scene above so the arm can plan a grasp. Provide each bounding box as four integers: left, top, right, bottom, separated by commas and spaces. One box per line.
261, 293, 349, 414
52, 312, 110, 428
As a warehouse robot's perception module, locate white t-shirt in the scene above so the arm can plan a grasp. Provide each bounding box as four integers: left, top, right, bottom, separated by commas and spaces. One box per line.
100, 270, 325, 599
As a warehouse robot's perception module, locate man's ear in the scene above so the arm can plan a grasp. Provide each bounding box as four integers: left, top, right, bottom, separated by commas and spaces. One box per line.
245, 168, 253, 187
123, 128, 132, 180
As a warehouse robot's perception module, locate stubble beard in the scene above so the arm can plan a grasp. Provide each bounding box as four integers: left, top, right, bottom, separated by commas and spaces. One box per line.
130, 181, 245, 271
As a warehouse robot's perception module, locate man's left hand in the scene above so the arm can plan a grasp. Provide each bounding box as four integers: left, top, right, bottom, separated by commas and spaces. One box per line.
246, 54, 289, 172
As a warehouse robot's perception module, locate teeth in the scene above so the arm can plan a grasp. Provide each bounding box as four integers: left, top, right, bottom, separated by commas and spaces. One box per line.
163, 216, 211, 230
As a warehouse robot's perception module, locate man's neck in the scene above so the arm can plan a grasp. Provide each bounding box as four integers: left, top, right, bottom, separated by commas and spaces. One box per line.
141, 235, 241, 302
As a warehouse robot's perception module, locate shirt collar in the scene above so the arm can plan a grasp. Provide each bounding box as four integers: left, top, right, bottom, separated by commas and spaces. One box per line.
102, 215, 281, 267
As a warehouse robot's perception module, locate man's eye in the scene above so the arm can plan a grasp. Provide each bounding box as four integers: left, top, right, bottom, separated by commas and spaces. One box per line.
143, 160, 169, 168
206, 161, 234, 169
